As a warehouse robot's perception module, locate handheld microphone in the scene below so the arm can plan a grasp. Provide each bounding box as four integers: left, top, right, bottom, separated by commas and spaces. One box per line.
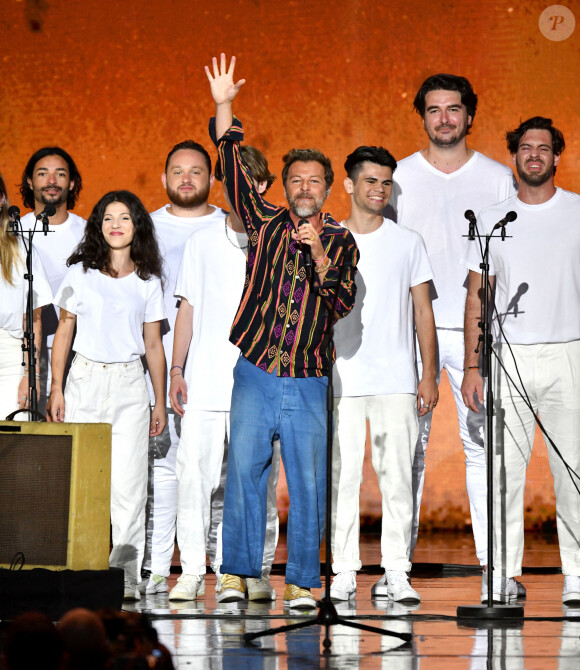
298, 218, 312, 280
464, 209, 476, 241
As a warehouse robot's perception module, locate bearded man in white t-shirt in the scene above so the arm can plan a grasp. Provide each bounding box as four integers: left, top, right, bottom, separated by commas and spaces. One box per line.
19, 147, 85, 414
140, 140, 226, 596
389, 74, 517, 572
330, 146, 438, 603
462, 116, 580, 605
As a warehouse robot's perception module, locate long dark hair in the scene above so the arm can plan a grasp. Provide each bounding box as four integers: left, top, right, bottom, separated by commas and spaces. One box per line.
68, 190, 162, 281
20, 146, 83, 210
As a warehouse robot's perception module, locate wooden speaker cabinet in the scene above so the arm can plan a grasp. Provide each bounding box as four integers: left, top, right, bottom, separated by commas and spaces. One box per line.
0, 421, 111, 571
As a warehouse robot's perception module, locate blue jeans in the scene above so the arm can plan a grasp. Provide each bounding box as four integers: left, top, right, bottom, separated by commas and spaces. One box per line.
221, 355, 328, 587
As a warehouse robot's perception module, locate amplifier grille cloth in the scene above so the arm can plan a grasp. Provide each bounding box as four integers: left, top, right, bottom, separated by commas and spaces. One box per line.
0, 434, 72, 565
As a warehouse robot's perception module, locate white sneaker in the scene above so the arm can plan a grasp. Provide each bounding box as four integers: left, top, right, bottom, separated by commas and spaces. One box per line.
123, 585, 141, 601
562, 576, 580, 604
481, 572, 526, 602
483, 577, 519, 603
247, 576, 276, 601
385, 571, 420, 603
168, 574, 206, 601
139, 574, 169, 595
330, 571, 357, 601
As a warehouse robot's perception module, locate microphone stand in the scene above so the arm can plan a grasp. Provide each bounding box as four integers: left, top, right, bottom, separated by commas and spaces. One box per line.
245, 236, 411, 652
457, 217, 522, 620
5, 218, 47, 422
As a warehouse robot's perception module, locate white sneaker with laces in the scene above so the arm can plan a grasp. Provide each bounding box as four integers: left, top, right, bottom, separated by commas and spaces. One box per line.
481, 572, 526, 602
386, 570, 420, 603
485, 577, 519, 603
562, 575, 580, 604
330, 570, 357, 601
247, 576, 276, 601
139, 574, 169, 595
168, 574, 206, 601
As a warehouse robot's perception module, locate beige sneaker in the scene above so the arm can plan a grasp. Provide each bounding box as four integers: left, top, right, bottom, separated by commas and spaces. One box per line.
168, 574, 205, 601
217, 574, 246, 603
247, 576, 276, 601
283, 584, 316, 609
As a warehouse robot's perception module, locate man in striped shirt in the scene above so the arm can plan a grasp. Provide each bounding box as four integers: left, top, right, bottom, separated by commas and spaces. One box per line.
206, 54, 359, 609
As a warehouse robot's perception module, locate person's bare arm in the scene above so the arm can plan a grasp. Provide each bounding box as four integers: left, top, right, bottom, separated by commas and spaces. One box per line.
144, 320, 167, 436
47, 309, 76, 421
411, 282, 439, 415
168, 298, 194, 418
205, 53, 246, 141
461, 270, 494, 412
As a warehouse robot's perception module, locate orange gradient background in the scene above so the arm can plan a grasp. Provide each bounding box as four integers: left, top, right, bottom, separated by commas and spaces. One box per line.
2, 0, 579, 532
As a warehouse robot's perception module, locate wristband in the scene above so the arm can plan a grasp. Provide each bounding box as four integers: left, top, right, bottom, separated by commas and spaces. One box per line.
463, 366, 479, 372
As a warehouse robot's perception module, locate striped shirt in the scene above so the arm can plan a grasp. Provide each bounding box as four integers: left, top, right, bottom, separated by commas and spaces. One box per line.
213, 117, 359, 378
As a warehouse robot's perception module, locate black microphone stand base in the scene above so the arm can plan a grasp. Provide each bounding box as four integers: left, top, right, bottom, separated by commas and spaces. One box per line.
244, 596, 412, 649
457, 603, 524, 620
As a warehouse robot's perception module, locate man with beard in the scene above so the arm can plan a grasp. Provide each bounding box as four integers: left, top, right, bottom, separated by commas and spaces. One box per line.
461, 116, 580, 604
206, 54, 358, 609
140, 140, 226, 597
19, 147, 85, 412
389, 75, 517, 586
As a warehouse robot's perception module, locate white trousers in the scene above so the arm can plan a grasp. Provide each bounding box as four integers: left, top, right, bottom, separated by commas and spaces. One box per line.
331, 394, 418, 573
493, 341, 580, 577
0, 328, 23, 420
176, 408, 280, 576
65, 354, 150, 585
413, 328, 487, 564
143, 410, 179, 577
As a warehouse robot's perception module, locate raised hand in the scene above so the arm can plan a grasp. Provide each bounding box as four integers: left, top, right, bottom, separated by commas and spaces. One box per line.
205, 53, 246, 106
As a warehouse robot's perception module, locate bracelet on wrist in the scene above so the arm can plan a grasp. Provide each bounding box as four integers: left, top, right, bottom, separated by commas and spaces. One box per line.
170, 365, 183, 372
170, 372, 183, 379
463, 366, 479, 372
314, 254, 328, 265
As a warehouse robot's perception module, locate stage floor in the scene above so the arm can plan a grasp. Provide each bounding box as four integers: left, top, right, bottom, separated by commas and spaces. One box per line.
126, 532, 580, 668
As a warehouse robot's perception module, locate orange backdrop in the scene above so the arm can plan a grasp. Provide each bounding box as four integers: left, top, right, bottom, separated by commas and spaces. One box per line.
2, 0, 579, 529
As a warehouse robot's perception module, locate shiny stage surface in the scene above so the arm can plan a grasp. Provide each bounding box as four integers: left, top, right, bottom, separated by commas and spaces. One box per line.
126, 532, 580, 668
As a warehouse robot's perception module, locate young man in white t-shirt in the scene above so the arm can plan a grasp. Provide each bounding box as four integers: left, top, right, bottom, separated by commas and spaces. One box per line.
331, 146, 437, 602
167, 145, 281, 602
462, 116, 580, 605
388, 75, 518, 579
18, 147, 86, 414
140, 140, 226, 596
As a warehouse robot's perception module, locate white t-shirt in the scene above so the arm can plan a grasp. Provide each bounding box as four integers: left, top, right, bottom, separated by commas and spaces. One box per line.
54, 264, 166, 363
149, 204, 225, 404
174, 220, 248, 411
0, 241, 53, 338
391, 151, 516, 329
334, 218, 433, 397
22, 211, 86, 295
22, 211, 86, 343
463, 188, 580, 345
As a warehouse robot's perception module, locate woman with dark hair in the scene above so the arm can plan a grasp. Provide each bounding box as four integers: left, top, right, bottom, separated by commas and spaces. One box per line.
48, 190, 167, 600
0, 173, 52, 419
